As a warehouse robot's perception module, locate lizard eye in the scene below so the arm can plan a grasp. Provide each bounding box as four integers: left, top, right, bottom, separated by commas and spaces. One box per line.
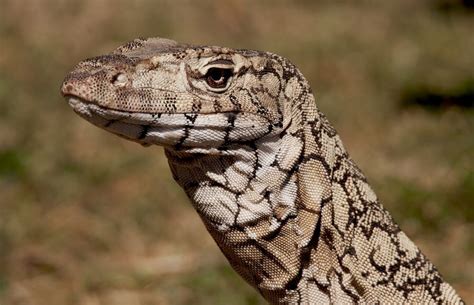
205, 68, 233, 91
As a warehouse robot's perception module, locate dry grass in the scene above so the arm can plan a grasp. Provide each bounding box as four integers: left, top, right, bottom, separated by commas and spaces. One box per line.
0, 0, 473, 304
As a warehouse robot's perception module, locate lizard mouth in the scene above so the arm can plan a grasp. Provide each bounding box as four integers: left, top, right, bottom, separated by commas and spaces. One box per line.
64, 94, 182, 147
64, 94, 161, 126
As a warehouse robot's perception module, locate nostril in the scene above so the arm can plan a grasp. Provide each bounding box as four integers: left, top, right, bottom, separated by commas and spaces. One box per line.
60, 81, 74, 96
112, 73, 128, 87
111, 73, 120, 82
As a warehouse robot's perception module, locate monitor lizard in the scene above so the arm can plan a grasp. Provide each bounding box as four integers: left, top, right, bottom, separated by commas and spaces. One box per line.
61, 37, 464, 304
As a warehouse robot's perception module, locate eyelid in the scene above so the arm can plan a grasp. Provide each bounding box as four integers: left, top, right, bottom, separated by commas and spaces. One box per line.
203, 59, 235, 73
206, 64, 233, 69
207, 59, 234, 66
201, 63, 235, 78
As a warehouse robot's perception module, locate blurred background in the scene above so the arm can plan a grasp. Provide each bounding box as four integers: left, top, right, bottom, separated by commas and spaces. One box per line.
0, 0, 473, 304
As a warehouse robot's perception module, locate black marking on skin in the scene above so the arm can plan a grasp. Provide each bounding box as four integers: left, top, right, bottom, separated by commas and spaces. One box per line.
261, 213, 297, 242
213, 99, 222, 112
215, 192, 240, 225
151, 113, 162, 125
249, 144, 261, 178
116, 39, 146, 53
286, 214, 322, 291
250, 61, 283, 96
369, 249, 388, 274
277, 118, 292, 140
238, 237, 291, 282
308, 122, 326, 152
229, 94, 242, 111
240, 88, 270, 118
207, 58, 234, 66
282, 64, 295, 81
269, 156, 292, 174
230, 193, 242, 226
185, 63, 203, 82
164, 92, 178, 104
331, 156, 377, 236
351, 277, 367, 298
368, 240, 444, 301
320, 196, 332, 208
175, 114, 197, 150
347, 246, 357, 257
321, 228, 336, 251
336, 249, 352, 274
301, 153, 333, 175
138, 125, 149, 139
267, 131, 306, 191
260, 265, 271, 280
376, 257, 440, 300
220, 112, 237, 148
336, 271, 361, 302
205, 177, 249, 204
191, 98, 202, 113
104, 119, 116, 127
252, 84, 280, 100
263, 190, 271, 201
166, 99, 178, 114
235, 65, 250, 78
296, 290, 302, 303
308, 278, 331, 296
185, 113, 198, 124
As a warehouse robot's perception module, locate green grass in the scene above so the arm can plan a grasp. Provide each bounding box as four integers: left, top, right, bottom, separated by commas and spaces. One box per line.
381, 172, 474, 234
182, 265, 265, 305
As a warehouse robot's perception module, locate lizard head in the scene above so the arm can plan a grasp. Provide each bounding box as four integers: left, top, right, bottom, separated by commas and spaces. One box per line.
61, 37, 292, 153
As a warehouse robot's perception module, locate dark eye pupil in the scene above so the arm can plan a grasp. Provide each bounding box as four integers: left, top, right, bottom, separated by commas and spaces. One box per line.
206, 68, 232, 89
209, 69, 224, 81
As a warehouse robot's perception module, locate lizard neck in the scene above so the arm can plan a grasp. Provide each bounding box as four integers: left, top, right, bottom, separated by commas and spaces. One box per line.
164, 78, 327, 233
164, 86, 340, 301
164, 129, 311, 232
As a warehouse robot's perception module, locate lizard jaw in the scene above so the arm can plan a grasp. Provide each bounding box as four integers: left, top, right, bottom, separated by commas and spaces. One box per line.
64, 95, 273, 151
64, 95, 152, 146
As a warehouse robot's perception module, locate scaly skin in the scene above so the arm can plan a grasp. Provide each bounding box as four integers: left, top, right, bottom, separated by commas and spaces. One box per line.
61, 38, 463, 304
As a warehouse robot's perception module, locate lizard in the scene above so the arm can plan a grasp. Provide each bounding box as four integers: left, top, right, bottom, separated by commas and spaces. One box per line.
61, 37, 464, 304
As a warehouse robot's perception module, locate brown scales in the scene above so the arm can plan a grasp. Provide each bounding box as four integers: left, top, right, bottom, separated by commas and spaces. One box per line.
61, 37, 464, 304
